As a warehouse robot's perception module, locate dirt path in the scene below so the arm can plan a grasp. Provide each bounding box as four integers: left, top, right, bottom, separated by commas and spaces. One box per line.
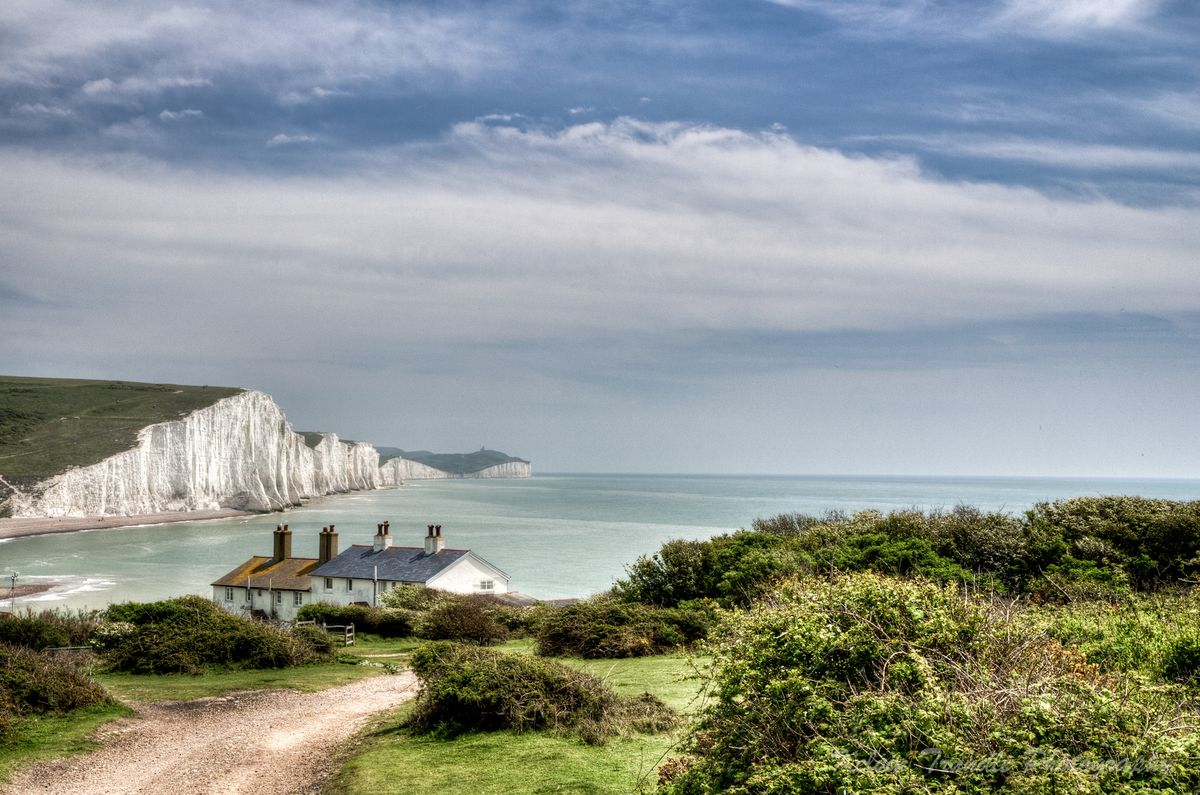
3, 672, 419, 795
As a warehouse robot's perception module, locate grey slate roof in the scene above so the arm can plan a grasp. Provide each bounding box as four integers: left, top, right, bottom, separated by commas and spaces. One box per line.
310, 545, 469, 583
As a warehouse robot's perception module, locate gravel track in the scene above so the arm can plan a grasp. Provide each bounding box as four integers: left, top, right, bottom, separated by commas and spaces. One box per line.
3, 672, 419, 795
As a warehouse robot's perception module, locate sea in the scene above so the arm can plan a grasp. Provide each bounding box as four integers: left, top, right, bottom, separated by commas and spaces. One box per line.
2, 473, 1198, 611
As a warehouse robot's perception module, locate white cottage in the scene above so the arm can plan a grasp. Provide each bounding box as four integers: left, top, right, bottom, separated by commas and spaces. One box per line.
211, 522, 509, 621
309, 522, 510, 605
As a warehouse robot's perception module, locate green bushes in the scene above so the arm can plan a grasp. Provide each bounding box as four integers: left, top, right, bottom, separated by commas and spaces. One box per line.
620, 499, 1200, 612
96, 596, 329, 674
0, 610, 101, 651
295, 603, 412, 638
0, 644, 109, 719
416, 598, 508, 645
533, 599, 713, 658
615, 533, 808, 608
659, 573, 1200, 794
405, 642, 675, 745
0, 616, 68, 651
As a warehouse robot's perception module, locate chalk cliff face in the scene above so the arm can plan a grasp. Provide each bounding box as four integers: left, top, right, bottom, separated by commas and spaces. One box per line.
5, 389, 528, 518
8, 391, 383, 518
378, 457, 449, 484
378, 458, 532, 481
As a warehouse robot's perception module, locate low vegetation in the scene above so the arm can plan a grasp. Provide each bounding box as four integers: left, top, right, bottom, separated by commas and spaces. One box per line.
0, 644, 111, 742
659, 573, 1200, 794
617, 498, 1200, 605
96, 596, 332, 674
533, 598, 714, 658
406, 642, 677, 745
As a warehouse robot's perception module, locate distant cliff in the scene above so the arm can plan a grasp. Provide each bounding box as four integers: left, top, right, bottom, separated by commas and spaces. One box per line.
1, 384, 530, 518
376, 448, 532, 478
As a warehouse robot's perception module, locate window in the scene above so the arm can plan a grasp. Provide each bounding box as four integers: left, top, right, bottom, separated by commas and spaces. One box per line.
345, 578, 353, 592
294, 592, 303, 606
243, 590, 250, 603
224, 587, 234, 602
274, 590, 282, 605
324, 577, 333, 591
480, 579, 494, 591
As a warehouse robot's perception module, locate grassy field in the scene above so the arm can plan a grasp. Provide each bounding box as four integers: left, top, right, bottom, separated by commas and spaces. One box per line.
0, 703, 132, 782
94, 658, 385, 702
0, 375, 242, 495
330, 645, 705, 795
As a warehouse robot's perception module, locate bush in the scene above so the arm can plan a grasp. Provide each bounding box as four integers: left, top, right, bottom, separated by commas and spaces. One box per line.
406, 642, 675, 744
96, 596, 329, 674
416, 598, 507, 645
0, 616, 68, 651
534, 599, 713, 658
296, 603, 412, 638
0, 643, 109, 715
660, 573, 1200, 794
615, 532, 808, 608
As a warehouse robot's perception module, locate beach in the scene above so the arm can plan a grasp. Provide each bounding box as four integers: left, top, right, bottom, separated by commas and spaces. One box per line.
0, 510, 252, 542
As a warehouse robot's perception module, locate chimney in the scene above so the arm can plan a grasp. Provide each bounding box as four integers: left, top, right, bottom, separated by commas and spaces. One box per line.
424, 523, 445, 556
273, 524, 292, 561
327, 524, 339, 561
373, 521, 393, 553
318, 526, 335, 564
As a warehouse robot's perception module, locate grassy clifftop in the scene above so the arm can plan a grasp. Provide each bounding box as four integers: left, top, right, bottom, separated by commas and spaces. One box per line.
375, 447, 529, 474
0, 376, 242, 491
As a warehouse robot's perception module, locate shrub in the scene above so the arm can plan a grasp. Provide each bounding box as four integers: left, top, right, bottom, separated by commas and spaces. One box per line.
406, 642, 675, 744
296, 603, 412, 638
1027, 497, 1200, 590
416, 598, 507, 645
661, 573, 1200, 795
377, 584, 446, 611
0, 616, 68, 651
96, 596, 329, 674
0, 643, 109, 715
534, 599, 713, 658
615, 532, 808, 608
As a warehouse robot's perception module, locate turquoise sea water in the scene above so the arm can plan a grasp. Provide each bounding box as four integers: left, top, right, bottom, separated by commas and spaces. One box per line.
2, 474, 1197, 609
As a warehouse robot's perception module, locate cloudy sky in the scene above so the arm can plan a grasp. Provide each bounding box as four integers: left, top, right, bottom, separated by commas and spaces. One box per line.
2, 0, 1198, 477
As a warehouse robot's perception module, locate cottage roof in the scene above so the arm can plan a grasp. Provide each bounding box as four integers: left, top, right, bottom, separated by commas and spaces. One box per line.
310, 545, 474, 583
211, 556, 318, 591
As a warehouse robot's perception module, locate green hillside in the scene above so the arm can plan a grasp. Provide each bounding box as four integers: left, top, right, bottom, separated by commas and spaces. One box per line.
376, 447, 529, 474
0, 376, 242, 495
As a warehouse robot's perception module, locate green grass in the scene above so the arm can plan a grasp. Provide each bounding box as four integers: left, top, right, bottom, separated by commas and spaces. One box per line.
330, 649, 703, 795
0, 703, 132, 783
94, 660, 385, 702
0, 375, 242, 494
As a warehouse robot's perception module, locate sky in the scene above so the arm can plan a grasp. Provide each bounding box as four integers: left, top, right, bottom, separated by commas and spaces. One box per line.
1, 0, 1198, 478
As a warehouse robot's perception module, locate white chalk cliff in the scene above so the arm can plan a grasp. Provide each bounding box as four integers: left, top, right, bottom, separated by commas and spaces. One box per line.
5, 389, 528, 518
379, 458, 532, 481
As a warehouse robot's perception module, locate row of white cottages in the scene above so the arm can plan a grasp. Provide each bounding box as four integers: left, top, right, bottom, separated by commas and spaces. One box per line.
211, 522, 510, 622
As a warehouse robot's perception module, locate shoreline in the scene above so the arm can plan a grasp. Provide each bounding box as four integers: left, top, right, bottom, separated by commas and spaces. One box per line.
0, 509, 254, 542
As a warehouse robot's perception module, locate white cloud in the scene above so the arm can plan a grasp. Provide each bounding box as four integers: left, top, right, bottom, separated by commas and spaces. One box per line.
0, 1, 510, 92
266, 133, 315, 147
0, 118, 1196, 358
82, 76, 211, 96
994, 0, 1162, 34
865, 133, 1200, 172
158, 108, 203, 121
1133, 91, 1200, 131
766, 0, 1164, 38
10, 102, 73, 117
